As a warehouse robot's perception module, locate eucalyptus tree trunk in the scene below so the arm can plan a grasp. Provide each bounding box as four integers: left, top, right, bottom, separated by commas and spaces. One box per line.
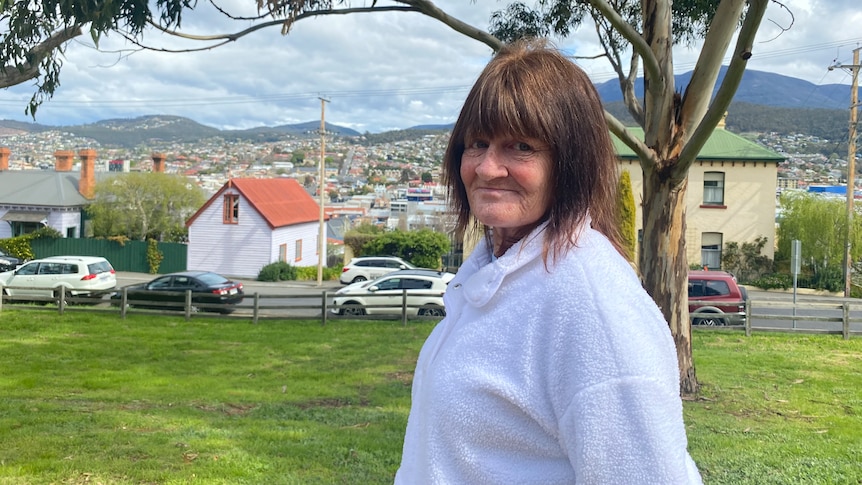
639, 166, 697, 394
636, 0, 698, 394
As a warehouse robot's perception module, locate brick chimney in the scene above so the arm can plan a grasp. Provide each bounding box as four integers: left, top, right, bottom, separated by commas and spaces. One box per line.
78, 149, 97, 199
152, 152, 166, 173
0, 147, 9, 171
54, 150, 74, 171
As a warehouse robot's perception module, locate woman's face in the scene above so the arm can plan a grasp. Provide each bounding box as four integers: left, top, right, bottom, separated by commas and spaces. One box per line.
460, 134, 553, 237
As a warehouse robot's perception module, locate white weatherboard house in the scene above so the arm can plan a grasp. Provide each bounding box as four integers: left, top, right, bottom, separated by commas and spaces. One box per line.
0, 148, 105, 239
186, 178, 324, 278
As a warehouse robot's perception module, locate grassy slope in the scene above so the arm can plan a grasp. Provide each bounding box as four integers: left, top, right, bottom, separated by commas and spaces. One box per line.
0, 311, 860, 484
687, 332, 862, 484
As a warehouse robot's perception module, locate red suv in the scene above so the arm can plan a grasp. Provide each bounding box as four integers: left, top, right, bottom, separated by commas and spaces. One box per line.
688, 270, 748, 326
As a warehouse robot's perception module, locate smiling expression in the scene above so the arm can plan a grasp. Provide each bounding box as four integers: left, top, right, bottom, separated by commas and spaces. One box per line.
460, 135, 553, 245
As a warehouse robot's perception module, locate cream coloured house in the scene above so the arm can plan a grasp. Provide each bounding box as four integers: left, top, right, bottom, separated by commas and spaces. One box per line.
614, 126, 784, 268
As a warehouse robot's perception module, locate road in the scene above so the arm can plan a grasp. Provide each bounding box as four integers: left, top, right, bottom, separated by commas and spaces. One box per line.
113, 274, 862, 330
115, 272, 344, 318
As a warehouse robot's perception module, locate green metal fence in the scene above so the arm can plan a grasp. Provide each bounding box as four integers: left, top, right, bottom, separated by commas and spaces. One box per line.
30, 238, 187, 274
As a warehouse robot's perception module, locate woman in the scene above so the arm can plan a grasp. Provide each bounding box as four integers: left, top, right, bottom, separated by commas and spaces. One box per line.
395, 40, 703, 484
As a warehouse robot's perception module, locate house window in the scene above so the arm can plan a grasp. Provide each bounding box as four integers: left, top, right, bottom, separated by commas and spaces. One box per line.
11, 221, 42, 237
701, 232, 723, 270
279, 243, 287, 262
66, 227, 77, 238
223, 194, 239, 224
295, 240, 302, 262
703, 172, 725, 206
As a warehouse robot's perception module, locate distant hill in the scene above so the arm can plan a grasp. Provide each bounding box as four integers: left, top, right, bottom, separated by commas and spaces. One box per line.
68, 115, 221, 146
604, 100, 850, 143
595, 66, 855, 110
0, 68, 856, 147
226, 120, 361, 140
407, 123, 454, 131
360, 127, 452, 145
0, 115, 361, 148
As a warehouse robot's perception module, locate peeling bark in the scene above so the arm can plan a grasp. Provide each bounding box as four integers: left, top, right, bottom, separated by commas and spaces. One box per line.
640, 165, 697, 395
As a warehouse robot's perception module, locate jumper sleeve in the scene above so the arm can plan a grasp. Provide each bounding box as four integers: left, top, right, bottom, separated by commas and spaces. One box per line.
559, 376, 704, 484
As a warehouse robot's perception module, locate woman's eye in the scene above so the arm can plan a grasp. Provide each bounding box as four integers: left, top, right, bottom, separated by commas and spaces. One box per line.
514, 142, 533, 152
469, 140, 489, 149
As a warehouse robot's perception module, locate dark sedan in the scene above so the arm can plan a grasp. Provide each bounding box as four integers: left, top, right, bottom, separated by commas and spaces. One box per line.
113, 271, 244, 313
0, 249, 22, 272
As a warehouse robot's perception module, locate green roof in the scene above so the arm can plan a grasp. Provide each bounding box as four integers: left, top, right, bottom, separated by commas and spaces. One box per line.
611, 127, 785, 162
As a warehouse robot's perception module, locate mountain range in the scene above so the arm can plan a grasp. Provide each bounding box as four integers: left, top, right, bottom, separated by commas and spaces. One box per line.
0, 67, 857, 148
594, 65, 856, 109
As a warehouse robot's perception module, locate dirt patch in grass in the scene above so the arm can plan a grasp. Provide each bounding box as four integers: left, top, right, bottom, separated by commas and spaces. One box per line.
387, 371, 413, 386
194, 402, 257, 416
295, 397, 371, 409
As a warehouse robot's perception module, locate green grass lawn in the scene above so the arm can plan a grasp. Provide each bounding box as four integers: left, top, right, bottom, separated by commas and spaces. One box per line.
1, 311, 860, 484
686, 332, 862, 484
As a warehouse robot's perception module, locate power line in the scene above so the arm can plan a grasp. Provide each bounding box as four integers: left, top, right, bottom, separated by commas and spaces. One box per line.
0, 85, 473, 109
582, 37, 862, 82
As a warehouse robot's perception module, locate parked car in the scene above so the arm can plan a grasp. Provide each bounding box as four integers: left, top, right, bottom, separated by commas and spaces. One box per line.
339, 256, 417, 284
0, 249, 22, 272
0, 256, 116, 300
688, 270, 748, 326
113, 271, 244, 313
332, 269, 454, 317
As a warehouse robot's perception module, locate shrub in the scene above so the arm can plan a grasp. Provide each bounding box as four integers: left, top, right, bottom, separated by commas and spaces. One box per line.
258, 261, 297, 282
617, 170, 636, 262
722, 236, 773, 283
146, 239, 164, 274
361, 228, 450, 269
294, 265, 344, 281
295, 266, 317, 280
107, 235, 130, 246
0, 226, 63, 261
747, 273, 792, 290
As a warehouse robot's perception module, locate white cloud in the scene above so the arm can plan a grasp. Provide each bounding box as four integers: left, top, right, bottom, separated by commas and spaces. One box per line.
0, 0, 858, 132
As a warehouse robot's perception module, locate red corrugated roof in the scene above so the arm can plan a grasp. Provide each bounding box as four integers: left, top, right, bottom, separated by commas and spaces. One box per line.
232, 178, 321, 228
186, 178, 322, 229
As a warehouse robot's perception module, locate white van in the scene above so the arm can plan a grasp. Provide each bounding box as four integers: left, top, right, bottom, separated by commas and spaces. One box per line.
0, 256, 117, 299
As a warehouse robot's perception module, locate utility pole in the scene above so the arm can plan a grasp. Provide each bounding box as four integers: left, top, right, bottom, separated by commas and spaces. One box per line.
317, 96, 330, 286
832, 47, 861, 297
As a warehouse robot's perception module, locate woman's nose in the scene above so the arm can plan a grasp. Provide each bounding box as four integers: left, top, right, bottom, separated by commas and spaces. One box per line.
474, 145, 507, 179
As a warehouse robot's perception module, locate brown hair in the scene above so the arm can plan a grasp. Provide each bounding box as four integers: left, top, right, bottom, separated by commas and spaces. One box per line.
443, 39, 624, 263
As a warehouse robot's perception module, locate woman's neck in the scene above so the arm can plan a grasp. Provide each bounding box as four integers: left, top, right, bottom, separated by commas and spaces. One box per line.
491, 224, 539, 258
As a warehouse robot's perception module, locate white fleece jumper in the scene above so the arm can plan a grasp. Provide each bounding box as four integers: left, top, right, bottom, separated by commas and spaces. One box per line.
395, 222, 703, 484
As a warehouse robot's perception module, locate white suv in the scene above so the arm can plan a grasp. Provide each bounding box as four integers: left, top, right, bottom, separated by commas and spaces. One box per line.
332, 269, 455, 317
340, 256, 416, 284
0, 256, 117, 300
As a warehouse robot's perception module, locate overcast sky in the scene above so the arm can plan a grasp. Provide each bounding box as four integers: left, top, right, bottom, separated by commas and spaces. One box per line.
0, 0, 859, 133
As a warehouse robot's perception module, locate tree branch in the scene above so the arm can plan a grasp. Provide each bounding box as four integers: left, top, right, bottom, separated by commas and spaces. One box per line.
587, 0, 662, 92
623, 51, 645, 126
677, 0, 770, 170
0, 25, 82, 89
588, 10, 645, 127
679, 0, 746, 136
606, 111, 657, 170
398, 0, 502, 51
641, 0, 675, 151
150, 6, 418, 46
149, 1, 501, 54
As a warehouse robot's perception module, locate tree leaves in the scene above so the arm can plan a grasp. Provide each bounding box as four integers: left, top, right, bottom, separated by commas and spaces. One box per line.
86, 172, 205, 242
